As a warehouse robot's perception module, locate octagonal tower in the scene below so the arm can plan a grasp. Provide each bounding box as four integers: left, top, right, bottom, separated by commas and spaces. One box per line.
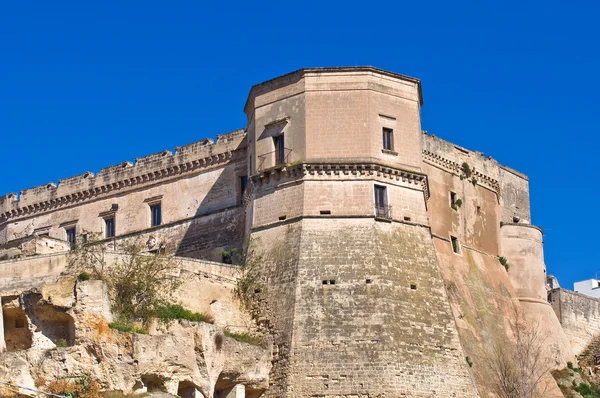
244, 67, 478, 397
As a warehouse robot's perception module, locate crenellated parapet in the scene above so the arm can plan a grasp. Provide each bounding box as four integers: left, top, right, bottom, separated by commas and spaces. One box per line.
422, 132, 531, 223
0, 129, 247, 224
422, 132, 502, 194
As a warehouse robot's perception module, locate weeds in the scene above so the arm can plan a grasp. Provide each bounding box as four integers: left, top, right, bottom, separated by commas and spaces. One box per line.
224, 330, 264, 347
108, 321, 148, 334
498, 256, 509, 271
154, 303, 213, 325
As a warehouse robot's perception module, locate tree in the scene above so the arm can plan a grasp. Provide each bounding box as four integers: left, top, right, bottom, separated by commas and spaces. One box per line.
489, 304, 557, 398
68, 235, 181, 324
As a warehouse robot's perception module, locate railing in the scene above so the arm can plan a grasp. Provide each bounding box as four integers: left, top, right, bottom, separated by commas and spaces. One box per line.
375, 205, 392, 221
257, 148, 292, 172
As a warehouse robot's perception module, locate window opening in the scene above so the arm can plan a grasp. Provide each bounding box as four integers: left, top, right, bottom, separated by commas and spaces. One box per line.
150, 203, 162, 227
105, 217, 115, 238
382, 128, 394, 151
273, 134, 285, 165
451, 236, 460, 254
374, 185, 390, 219
240, 175, 248, 195
66, 227, 76, 247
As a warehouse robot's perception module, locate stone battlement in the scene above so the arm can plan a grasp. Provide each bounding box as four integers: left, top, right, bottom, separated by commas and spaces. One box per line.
422, 131, 528, 192
0, 129, 247, 223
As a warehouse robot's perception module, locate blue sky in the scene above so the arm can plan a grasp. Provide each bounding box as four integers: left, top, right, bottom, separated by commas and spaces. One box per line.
1, 1, 598, 288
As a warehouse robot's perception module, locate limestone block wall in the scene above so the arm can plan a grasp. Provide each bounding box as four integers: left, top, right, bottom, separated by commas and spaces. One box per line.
549, 288, 600, 356
424, 159, 501, 256
0, 130, 248, 262
249, 218, 478, 398
246, 68, 423, 177
422, 132, 531, 225
304, 73, 422, 170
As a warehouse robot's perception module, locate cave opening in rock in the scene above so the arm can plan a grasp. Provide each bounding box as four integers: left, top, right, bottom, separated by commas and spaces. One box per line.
213, 374, 236, 398
141, 374, 166, 393
28, 303, 75, 347
3, 306, 33, 351
178, 380, 203, 398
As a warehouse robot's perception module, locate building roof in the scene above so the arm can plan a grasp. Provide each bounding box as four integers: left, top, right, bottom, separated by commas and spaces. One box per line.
244, 66, 423, 114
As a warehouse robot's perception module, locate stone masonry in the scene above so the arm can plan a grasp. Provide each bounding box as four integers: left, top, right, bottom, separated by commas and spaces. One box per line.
0, 66, 585, 397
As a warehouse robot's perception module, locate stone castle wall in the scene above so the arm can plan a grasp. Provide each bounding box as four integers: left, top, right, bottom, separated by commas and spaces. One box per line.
549, 288, 600, 356
0, 130, 247, 261
0, 66, 582, 397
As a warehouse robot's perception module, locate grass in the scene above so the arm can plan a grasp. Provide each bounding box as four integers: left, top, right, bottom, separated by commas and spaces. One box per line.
224, 330, 264, 347
108, 321, 148, 334
154, 303, 214, 324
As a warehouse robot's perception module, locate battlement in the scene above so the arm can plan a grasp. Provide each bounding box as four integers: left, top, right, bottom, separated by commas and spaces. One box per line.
0, 129, 247, 222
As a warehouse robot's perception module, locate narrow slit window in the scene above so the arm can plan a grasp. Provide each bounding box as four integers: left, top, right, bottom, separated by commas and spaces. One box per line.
240, 176, 248, 195
382, 128, 394, 151
273, 134, 285, 165
451, 236, 460, 254
104, 217, 115, 238
150, 203, 162, 227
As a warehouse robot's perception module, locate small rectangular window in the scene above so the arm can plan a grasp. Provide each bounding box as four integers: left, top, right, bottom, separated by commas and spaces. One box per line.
273, 134, 285, 165
150, 203, 161, 227
382, 128, 394, 151
450, 192, 457, 207
105, 217, 115, 238
451, 236, 460, 254
374, 185, 390, 219
240, 176, 248, 195
66, 227, 76, 247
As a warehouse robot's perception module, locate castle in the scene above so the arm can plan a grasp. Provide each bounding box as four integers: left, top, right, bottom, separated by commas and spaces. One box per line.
0, 67, 598, 397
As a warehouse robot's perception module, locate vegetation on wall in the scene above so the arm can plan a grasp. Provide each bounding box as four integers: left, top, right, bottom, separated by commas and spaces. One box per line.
234, 239, 265, 312
225, 329, 265, 347
68, 234, 209, 331
35, 375, 102, 398
451, 198, 463, 211
498, 256, 510, 272
460, 162, 472, 180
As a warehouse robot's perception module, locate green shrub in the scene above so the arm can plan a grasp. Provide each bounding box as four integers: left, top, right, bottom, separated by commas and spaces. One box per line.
573, 381, 600, 398
224, 330, 264, 347
78, 271, 90, 281
461, 162, 472, 178
109, 321, 148, 334
465, 356, 473, 367
154, 304, 214, 325
498, 256, 510, 271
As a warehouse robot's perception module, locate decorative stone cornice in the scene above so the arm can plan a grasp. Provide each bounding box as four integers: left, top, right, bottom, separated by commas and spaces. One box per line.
422, 150, 500, 195
0, 131, 247, 224
251, 162, 430, 200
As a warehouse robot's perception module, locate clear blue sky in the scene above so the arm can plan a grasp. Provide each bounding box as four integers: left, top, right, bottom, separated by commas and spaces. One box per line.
1, 1, 598, 289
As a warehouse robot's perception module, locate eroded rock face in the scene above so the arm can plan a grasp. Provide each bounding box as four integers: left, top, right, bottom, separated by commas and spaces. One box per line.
0, 277, 271, 397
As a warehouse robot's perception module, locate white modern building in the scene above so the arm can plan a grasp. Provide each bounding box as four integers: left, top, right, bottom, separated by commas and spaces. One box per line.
574, 278, 600, 298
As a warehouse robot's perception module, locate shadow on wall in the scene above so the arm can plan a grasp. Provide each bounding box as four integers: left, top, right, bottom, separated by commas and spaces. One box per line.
23, 293, 75, 347
174, 138, 247, 263
3, 305, 33, 351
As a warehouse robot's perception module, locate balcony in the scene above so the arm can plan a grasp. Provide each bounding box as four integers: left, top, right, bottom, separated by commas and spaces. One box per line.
257, 148, 292, 172
375, 205, 392, 221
